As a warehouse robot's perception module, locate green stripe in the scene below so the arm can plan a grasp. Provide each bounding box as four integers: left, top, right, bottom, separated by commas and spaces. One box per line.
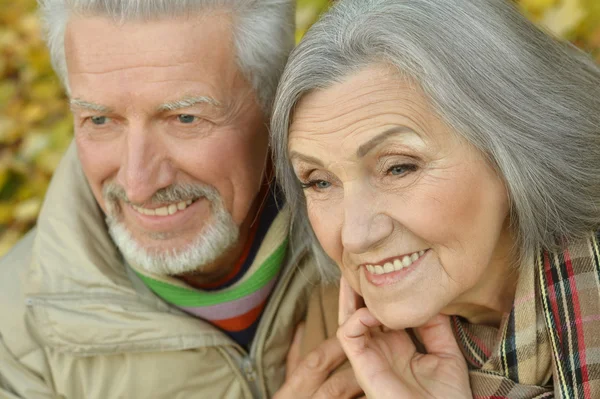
135, 239, 288, 307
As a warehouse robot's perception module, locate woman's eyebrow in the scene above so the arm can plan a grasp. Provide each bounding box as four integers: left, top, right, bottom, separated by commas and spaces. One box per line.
357, 126, 415, 158
289, 151, 324, 167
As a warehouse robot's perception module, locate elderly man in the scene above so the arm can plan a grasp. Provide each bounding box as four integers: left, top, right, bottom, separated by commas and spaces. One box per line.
0, 1, 362, 398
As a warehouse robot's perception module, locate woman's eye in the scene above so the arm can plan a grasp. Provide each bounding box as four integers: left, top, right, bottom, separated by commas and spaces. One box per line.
301, 179, 331, 190
387, 164, 417, 176
315, 180, 331, 189
90, 116, 109, 125
178, 114, 197, 124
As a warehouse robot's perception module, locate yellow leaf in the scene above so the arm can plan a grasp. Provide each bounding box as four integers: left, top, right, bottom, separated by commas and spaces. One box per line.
0, 169, 7, 189
35, 150, 63, 175
0, 202, 14, 224
0, 228, 22, 258
20, 102, 48, 124
0, 117, 20, 144
17, 13, 41, 40
296, 0, 330, 42
0, 81, 17, 109
13, 197, 41, 223
20, 130, 50, 161
541, 0, 586, 37
0, 56, 6, 78
520, 0, 559, 16
26, 46, 52, 75
29, 80, 62, 102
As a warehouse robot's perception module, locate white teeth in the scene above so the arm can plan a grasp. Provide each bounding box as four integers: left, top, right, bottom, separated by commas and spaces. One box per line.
393, 259, 403, 270
132, 199, 195, 217
155, 206, 168, 216
383, 262, 394, 273
365, 250, 428, 275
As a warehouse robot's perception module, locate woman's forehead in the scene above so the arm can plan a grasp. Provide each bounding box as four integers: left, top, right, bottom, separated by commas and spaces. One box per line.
289, 66, 434, 139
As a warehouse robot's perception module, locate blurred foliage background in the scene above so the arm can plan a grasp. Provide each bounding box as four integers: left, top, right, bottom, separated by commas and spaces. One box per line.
0, 0, 599, 257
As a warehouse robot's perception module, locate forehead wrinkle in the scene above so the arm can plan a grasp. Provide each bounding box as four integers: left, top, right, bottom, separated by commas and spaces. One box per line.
73, 62, 206, 80
290, 70, 440, 160
296, 85, 395, 123
293, 90, 430, 136
291, 105, 423, 151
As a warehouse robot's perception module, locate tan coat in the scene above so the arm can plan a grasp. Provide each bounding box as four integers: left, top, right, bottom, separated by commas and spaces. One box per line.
0, 144, 319, 399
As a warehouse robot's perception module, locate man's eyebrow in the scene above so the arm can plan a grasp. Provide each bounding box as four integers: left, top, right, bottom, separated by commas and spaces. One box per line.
289, 151, 324, 167
357, 126, 416, 158
157, 96, 221, 112
70, 99, 113, 113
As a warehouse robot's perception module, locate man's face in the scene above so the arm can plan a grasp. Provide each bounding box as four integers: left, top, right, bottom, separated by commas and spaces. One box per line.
65, 13, 268, 277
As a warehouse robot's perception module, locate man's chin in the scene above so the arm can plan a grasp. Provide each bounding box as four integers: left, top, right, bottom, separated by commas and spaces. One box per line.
106, 217, 239, 277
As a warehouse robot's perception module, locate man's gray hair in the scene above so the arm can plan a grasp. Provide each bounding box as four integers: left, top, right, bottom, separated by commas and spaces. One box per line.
271, 0, 600, 281
38, 0, 296, 113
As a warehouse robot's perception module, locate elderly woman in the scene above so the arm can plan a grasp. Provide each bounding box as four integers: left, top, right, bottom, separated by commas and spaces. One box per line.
271, 0, 600, 397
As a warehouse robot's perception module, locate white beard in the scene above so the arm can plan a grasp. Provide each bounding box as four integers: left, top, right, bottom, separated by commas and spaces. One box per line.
104, 184, 239, 276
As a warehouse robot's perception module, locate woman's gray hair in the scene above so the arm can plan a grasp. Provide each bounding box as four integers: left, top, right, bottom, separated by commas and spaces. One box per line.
38, 0, 296, 113
271, 0, 600, 282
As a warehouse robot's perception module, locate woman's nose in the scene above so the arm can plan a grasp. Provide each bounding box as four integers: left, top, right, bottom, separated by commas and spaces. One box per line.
341, 191, 394, 254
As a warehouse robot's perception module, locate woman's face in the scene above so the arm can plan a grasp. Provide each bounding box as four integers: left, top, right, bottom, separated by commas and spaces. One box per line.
288, 64, 513, 329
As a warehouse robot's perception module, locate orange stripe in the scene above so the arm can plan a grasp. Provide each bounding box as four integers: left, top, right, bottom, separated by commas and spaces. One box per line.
212, 301, 267, 332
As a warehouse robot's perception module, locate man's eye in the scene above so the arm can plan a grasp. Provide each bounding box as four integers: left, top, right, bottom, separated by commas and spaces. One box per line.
90, 116, 108, 125
178, 114, 197, 124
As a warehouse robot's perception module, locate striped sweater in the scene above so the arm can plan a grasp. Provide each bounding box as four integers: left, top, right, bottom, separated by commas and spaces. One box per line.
131, 188, 288, 348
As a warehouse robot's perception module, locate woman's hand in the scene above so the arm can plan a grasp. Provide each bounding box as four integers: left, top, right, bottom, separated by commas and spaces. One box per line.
336, 277, 472, 399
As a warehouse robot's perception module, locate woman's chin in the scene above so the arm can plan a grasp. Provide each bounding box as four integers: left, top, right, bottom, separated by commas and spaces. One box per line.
364, 297, 437, 331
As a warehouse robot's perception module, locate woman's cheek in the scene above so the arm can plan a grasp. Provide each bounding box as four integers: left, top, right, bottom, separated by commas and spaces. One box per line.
307, 197, 344, 261
346, 268, 364, 298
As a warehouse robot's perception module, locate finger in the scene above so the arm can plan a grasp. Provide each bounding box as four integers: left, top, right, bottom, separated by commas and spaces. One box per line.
338, 310, 416, 396
286, 322, 305, 380
338, 276, 362, 326
282, 336, 349, 396
415, 314, 463, 359
338, 307, 381, 340
312, 367, 364, 399
337, 307, 382, 361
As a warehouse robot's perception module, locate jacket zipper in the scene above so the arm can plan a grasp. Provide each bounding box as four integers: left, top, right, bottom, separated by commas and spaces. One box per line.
226, 249, 307, 398
247, 249, 308, 396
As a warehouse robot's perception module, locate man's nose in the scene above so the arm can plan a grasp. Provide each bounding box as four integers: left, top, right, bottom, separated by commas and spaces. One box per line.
115, 125, 175, 204
341, 186, 394, 254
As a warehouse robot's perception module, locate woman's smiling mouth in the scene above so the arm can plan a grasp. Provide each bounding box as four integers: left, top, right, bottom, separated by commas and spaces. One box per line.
361, 249, 429, 285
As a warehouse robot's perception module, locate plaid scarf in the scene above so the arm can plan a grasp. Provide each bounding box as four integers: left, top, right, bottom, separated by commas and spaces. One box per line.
453, 231, 600, 398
